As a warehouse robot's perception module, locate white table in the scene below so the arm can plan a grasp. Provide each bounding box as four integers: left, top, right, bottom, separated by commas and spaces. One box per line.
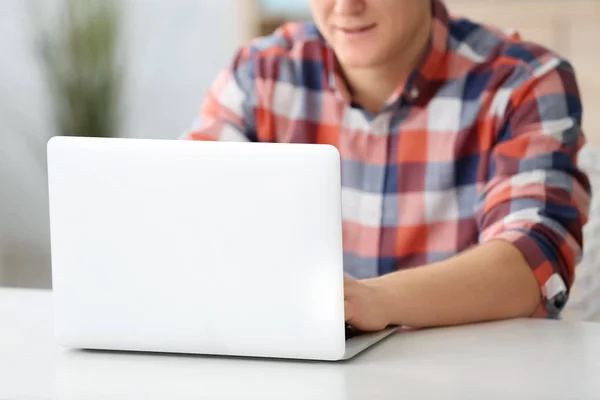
2, 288, 600, 399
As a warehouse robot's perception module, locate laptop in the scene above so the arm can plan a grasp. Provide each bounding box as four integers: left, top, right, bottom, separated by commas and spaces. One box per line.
47, 136, 397, 361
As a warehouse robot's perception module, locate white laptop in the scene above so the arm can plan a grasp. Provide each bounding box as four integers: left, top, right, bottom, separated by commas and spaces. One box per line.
47, 136, 397, 361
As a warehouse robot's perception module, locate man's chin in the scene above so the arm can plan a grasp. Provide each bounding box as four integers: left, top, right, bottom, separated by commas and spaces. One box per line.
336, 54, 380, 70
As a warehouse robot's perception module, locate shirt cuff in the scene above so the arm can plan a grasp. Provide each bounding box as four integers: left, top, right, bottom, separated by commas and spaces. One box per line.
482, 228, 570, 318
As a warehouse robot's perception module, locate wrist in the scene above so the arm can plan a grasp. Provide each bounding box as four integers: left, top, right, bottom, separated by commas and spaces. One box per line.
365, 274, 402, 327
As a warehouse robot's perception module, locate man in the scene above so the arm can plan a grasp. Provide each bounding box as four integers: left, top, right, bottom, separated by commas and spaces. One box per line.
184, 0, 591, 331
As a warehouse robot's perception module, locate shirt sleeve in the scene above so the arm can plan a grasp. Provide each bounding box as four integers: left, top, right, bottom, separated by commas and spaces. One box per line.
181, 47, 258, 142
477, 56, 592, 318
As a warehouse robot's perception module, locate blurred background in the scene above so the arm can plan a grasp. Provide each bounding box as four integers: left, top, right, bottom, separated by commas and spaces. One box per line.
0, 0, 598, 318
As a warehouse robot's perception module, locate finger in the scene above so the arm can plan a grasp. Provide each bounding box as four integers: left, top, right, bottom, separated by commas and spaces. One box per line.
344, 299, 353, 322
344, 275, 358, 299
344, 282, 355, 299
344, 274, 356, 287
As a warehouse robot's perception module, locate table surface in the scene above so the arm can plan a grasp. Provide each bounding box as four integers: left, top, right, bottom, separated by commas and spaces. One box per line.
2, 288, 600, 399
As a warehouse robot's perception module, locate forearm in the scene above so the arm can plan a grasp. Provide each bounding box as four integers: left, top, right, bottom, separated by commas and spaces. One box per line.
372, 240, 541, 329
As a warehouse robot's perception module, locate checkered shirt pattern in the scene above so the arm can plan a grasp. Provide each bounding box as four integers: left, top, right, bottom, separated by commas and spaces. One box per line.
183, 0, 592, 318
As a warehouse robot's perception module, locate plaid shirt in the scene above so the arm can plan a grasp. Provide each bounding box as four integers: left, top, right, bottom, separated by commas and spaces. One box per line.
184, 0, 591, 318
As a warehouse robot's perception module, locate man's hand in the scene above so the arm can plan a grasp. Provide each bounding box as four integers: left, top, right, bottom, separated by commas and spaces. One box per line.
344, 275, 394, 331
343, 240, 542, 330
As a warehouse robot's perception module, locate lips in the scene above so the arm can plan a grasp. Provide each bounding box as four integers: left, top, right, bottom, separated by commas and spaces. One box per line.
336, 23, 376, 35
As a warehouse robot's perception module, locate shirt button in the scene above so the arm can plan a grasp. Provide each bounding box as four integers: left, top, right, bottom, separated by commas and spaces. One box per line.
410, 87, 420, 99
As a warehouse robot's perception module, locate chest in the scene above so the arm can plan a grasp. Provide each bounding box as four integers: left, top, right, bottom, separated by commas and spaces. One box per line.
271, 88, 492, 192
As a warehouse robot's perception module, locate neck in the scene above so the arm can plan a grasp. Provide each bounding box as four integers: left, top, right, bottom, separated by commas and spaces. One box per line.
342, 17, 433, 114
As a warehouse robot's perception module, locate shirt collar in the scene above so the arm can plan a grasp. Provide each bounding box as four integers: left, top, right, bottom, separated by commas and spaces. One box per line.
326, 0, 451, 107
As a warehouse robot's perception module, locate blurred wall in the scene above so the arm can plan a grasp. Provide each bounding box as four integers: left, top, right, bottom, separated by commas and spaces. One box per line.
0, 0, 251, 288
259, 0, 308, 16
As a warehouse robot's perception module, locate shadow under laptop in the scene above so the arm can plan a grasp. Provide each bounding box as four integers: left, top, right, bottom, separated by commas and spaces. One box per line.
52, 329, 410, 399
53, 347, 349, 399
